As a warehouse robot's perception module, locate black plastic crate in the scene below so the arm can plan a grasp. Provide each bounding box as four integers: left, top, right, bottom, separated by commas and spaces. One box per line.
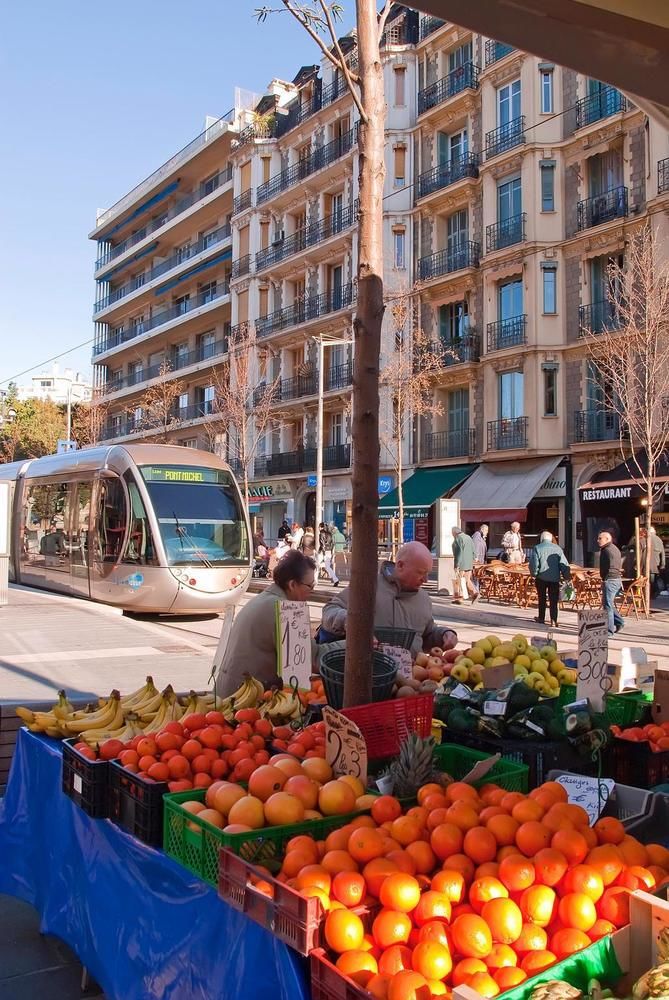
108, 760, 167, 846
610, 738, 669, 790
440, 731, 598, 787
61, 738, 110, 818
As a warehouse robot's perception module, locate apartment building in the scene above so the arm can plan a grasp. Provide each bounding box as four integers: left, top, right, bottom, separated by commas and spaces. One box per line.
90, 5, 669, 555
16, 363, 91, 405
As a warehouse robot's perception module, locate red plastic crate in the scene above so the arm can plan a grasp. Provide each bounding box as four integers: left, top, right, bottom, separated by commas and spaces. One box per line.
310, 949, 371, 1000
341, 694, 434, 759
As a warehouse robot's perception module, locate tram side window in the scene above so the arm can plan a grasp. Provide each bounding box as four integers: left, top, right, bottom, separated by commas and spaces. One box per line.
96, 478, 128, 563
122, 472, 157, 566
27, 483, 69, 558
71, 482, 92, 567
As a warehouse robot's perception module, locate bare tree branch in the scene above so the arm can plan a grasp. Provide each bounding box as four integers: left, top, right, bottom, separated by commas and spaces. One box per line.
136, 362, 184, 442
376, 0, 394, 45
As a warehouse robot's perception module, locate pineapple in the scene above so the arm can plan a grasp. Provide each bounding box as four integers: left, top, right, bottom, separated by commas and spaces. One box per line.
378, 734, 449, 798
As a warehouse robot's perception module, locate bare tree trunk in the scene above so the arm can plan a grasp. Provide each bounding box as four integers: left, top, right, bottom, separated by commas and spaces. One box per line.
343, 0, 385, 708
646, 483, 653, 615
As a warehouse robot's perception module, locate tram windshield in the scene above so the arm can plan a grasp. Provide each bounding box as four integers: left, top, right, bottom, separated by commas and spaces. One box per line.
139, 465, 249, 567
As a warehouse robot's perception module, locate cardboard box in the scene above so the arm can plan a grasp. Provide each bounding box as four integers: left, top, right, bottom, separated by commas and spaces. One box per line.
652, 669, 669, 723
482, 662, 514, 688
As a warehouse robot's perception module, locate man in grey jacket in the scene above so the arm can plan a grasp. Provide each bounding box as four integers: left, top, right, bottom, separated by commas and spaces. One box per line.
320, 541, 457, 657
529, 530, 571, 628
472, 524, 488, 565
451, 527, 479, 604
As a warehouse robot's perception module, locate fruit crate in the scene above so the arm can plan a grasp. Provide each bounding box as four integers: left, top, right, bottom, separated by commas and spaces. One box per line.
164, 789, 372, 888
610, 737, 669, 790
341, 694, 434, 760
604, 691, 652, 728
108, 760, 167, 847
546, 769, 651, 826
624, 791, 669, 846
310, 948, 370, 1000
557, 683, 577, 707
440, 730, 597, 788
61, 738, 110, 819
434, 742, 529, 792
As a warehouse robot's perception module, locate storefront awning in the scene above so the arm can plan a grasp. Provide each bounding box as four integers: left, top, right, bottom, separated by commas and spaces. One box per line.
378, 465, 476, 519
580, 452, 669, 498
452, 457, 563, 522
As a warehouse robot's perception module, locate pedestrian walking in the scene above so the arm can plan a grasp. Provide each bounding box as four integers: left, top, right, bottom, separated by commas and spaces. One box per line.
291, 522, 304, 551
332, 523, 347, 580
300, 524, 316, 558
277, 519, 291, 541
642, 526, 666, 595
598, 530, 624, 636
501, 521, 525, 564
451, 527, 478, 604
529, 530, 571, 628
318, 522, 339, 586
472, 524, 488, 565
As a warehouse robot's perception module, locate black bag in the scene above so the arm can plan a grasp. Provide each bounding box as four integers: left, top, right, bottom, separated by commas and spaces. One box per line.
500, 550, 510, 563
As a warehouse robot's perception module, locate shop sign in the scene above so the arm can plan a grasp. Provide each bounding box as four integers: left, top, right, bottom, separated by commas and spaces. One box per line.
307, 475, 317, 488
652, 513, 669, 525
581, 486, 632, 501
577, 609, 610, 712
378, 476, 393, 497
535, 472, 567, 498
246, 479, 292, 500
324, 486, 350, 501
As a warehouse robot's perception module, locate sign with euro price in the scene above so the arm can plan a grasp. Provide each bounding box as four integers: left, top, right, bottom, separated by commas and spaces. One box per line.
380, 644, 413, 681
275, 601, 312, 690
577, 610, 611, 711
322, 706, 368, 787
556, 774, 615, 826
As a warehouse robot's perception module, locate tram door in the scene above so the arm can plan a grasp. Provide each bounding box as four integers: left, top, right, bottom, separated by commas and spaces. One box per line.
19, 479, 73, 595
90, 476, 130, 597
68, 481, 92, 599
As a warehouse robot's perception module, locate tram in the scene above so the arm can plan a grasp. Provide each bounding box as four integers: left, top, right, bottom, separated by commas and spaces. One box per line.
0, 444, 252, 613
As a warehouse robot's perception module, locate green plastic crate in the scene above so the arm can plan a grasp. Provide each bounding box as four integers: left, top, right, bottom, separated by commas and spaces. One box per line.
557, 683, 577, 707
604, 691, 651, 728
163, 790, 373, 887
433, 743, 529, 792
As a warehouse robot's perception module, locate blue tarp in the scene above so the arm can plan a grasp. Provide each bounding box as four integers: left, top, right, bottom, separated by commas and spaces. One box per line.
0, 729, 308, 1000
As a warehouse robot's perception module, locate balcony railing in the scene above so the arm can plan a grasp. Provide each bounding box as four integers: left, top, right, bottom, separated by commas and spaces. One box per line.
424, 428, 476, 460
417, 62, 480, 115
94, 284, 230, 356
485, 40, 514, 65
233, 118, 278, 149
254, 373, 318, 407
573, 410, 620, 443
575, 86, 626, 129
174, 400, 216, 422
266, 443, 350, 476
325, 361, 353, 390
486, 212, 526, 253
658, 158, 669, 195
418, 241, 480, 281
433, 334, 480, 365
416, 154, 479, 199
577, 186, 628, 231
256, 283, 355, 338
253, 456, 269, 478
487, 416, 528, 450
231, 254, 252, 280
321, 76, 347, 108
255, 203, 355, 272
578, 300, 622, 337
232, 189, 252, 215
485, 116, 525, 159
94, 225, 231, 313
257, 126, 357, 205
95, 166, 232, 271
102, 339, 229, 395
487, 315, 527, 352
419, 15, 445, 40
276, 91, 323, 138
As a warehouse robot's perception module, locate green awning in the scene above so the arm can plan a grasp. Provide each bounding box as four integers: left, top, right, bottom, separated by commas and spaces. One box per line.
378, 465, 476, 519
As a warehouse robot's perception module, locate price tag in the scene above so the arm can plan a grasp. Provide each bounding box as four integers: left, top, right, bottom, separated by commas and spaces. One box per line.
483, 700, 506, 716
526, 720, 545, 735
577, 610, 611, 712
556, 774, 615, 825
461, 754, 501, 785
450, 684, 471, 700
380, 644, 413, 681
276, 601, 312, 690
323, 707, 368, 787
73, 774, 83, 795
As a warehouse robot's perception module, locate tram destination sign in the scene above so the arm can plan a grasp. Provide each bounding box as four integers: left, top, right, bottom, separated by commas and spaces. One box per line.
141, 465, 229, 484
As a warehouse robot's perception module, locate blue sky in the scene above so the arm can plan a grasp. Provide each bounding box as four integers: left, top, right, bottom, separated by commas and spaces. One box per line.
0, 0, 328, 389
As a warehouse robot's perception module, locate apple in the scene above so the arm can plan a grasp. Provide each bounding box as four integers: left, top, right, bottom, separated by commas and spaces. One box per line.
414, 652, 429, 667
427, 656, 444, 671
451, 664, 469, 682
430, 647, 446, 659
443, 648, 460, 663
441, 664, 453, 677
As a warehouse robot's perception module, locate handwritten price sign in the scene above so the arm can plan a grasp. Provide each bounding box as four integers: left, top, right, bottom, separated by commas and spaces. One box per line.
276, 601, 312, 689
380, 644, 413, 681
577, 610, 611, 711
322, 706, 368, 787
556, 774, 615, 825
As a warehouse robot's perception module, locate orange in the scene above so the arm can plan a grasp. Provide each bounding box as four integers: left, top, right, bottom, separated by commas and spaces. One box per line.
378, 944, 413, 976
562, 803, 591, 828
500, 792, 525, 812
452, 958, 487, 985
482, 897, 523, 944
319, 780, 357, 816
286, 835, 320, 863
336, 950, 378, 985
380, 874, 422, 914
498, 855, 535, 892
326, 825, 354, 852
587, 845, 624, 885
520, 950, 557, 975
367, 973, 392, 1000
515, 821, 551, 857
533, 848, 568, 887
299, 885, 330, 910
594, 817, 625, 845
497, 845, 521, 862
300, 757, 332, 782
562, 865, 605, 901
466, 971, 501, 997
364, 859, 400, 897
348, 827, 386, 865
512, 799, 545, 824
324, 908, 365, 953
628, 865, 656, 890
386, 970, 432, 1000
441, 854, 476, 884
598, 886, 631, 927
514, 922, 548, 954
447, 802, 481, 832
445, 781, 480, 805
412, 891, 452, 927
372, 796, 403, 825
426, 809, 451, 833
551, 829, 589, 867
480, 807, 507, 824
421, 794, 448, 812
486, 814, 520, 847
283, 775, 320, 810
418, 783, 445, 805
411, 941, 453, 981
479, 785, 507, 808
451, 913, 493, 958
618, 837, 649, 867
391, 816, 424, 848
550, 927, 591, 960
494, 967, 527, 990
406, 806, 430, 828
476, 863, 501, 880
372, 909, 412, 949
485, 944, 518, 969
469, 877, 508, 913
283, 849, 318, 879
558, 892, 597, 932
386, 851, 418, 876
530, 790, 560, 813
425, 981, 448, 997
418, 920, 451, 946
332, 871, 366, 907
322, 850, 359, 875
519, 885, 556, 927
646, 844, 669, 869
405, 841, 437, 875
431, 869, 465, 903
430, 823, 463, 861
589, 918, 616, 941
295, 865, 331, 894
581, 826, 598, 850
648, 866, 669, 887
247, 764, 287, 801
535, 781, 568, 804
463, 827, 498, 865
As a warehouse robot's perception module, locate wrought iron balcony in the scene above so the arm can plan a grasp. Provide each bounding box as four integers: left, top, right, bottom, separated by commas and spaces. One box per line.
419, 15, 445, 39
233, 118, 278, 149
101, 416, 142, 439
173, 400, 216, 422
576, 186, 628, 231
659, 158, 669, 195
487, 315, 527, 352
486, 213, 526, 253
575, 87, 626, 129
485, 116, 525, 159
573, 409, 620, 443
231, 255, 252, 280
485, 40, 514, 65
265, 443, 350, 476
256, 283, 355, 338
417, 154, 479, 199
255, 203, 355, 272
253, 456, 269, 478
232, 189, 252, 215
321, 76, 347, 108
102, 338, 228, 395
325, 361, 353, 391
257, 126, 357, 205
276, 92, 323, 138
253, 373, 318, 406
423, 334, 480, 366
417, 62, 479, 115
380, 12, 418, 47
579, 300, 622, 337
424, 428, 476, 460
418, 241, 480, 281
94, 225, 231, 313
94, 285, 230, 356
487, 416, 528, 451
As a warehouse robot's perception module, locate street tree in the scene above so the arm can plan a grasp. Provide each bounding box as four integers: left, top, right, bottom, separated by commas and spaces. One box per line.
256, 0, 393, 705
0, 398, 66, 462
583, 222, 669, 609
138, 362, 184, 442
71, 394, 109, 449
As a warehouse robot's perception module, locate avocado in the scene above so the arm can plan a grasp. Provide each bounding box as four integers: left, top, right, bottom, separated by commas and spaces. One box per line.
447, 707, 478, 734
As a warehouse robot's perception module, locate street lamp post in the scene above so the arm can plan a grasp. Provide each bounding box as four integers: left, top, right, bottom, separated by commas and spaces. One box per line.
313, 334, 353, 529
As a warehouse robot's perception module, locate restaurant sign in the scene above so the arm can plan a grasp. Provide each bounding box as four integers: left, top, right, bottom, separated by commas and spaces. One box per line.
581, 486, 633, 501
246, 479, 293, 500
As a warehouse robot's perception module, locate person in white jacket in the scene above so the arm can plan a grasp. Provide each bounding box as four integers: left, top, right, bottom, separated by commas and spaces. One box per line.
501, 521, 525, 564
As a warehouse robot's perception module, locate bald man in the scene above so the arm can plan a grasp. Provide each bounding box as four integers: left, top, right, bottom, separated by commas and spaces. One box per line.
502, 521, 525, 564
320, 541, 457, 656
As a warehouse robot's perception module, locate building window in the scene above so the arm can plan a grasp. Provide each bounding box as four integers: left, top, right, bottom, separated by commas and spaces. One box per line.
448, 42, 472, 73
393, 229, 406, 269
202, 172, 219, 196
497, 79, 521, 126
543, 366, 557, 416
542, 265, 557, 314
180, 438, 198, 448
499, 278, 523, 321
199, 280, 217, 304
393, 145, 406, 187
393, 66, 406, 106
439, 301, 469, 342
330, 412, 344, 447
540, 161, 555, 211
437, 129, 468, 165
498, 371, 524, 419
540, 69, 554, 113
497, 175, 522, 221
178, 392, 189, 412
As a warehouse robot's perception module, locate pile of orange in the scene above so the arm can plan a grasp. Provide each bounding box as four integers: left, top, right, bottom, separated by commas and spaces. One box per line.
611, 720, 669, 752
271, 720, 327, 758
266, 779, 668, 1000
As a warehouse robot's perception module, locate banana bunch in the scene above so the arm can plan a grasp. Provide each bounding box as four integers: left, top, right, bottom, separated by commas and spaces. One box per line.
259, 688, 301, 724
210, 676, 265, 721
